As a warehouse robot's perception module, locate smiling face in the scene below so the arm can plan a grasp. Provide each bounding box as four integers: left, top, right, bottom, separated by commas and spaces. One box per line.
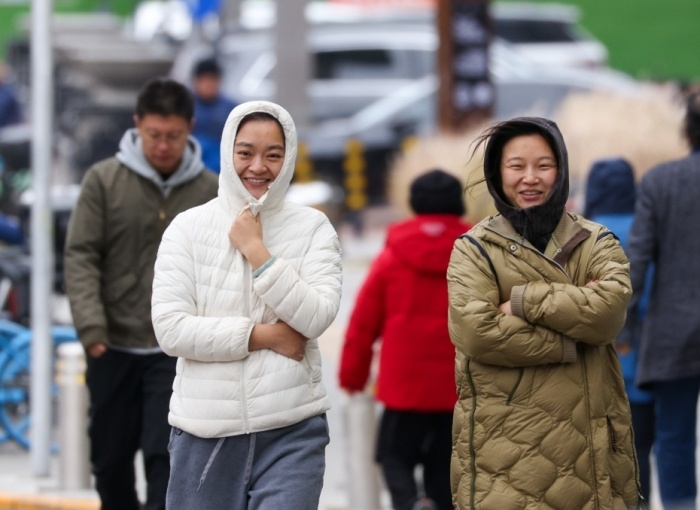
233, 118, 285, 199
500, 134, 558, 209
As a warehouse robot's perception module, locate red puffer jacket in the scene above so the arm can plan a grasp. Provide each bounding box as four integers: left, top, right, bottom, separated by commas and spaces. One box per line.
339, 214, 471, 411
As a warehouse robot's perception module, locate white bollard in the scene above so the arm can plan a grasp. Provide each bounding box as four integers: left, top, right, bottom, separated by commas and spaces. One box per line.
344, 392, 383, 510
56, 342, 91, 490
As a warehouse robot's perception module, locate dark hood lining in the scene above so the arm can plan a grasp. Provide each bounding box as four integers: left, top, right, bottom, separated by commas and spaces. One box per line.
483, 117, 570, 252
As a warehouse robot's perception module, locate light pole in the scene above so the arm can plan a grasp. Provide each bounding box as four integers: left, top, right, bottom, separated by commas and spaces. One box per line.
30, 0, 55, 476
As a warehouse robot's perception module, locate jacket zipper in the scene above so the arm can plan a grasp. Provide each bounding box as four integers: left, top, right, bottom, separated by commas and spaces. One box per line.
241, 256, 252, 434
628, 420, 645, 505
465, 359, 478, 510
580, 345, 600, 509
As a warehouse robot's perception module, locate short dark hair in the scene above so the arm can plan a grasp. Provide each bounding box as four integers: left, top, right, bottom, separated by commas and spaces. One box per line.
193, 57, 221, 78
135, 78, 194, 121
409, 169, 465, 216
684, 91, 700, 149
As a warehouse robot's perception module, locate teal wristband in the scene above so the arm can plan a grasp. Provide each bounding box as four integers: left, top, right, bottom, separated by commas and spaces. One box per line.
252, 256, 277, 278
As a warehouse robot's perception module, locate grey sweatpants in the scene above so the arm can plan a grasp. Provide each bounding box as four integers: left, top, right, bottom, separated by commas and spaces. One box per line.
166, 414, 329, 509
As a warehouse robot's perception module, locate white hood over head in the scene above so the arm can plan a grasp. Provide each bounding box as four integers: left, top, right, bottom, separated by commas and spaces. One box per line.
217, 101, 298, 217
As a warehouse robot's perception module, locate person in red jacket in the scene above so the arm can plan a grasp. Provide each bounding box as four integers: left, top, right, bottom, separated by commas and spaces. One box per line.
339, 169, 472, 510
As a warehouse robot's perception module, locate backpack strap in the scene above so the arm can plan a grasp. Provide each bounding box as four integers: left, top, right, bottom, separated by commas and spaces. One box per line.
462, 234, 500, 288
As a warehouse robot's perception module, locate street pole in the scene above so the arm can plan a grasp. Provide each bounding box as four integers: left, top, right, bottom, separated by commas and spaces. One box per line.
220, 0, 243, 29
30, 0, 55, 476
273, 0, 311, 140
437, 0, 493, 132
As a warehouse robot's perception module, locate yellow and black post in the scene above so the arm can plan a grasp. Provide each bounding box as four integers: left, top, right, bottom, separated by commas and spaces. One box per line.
343, 138, 368, 235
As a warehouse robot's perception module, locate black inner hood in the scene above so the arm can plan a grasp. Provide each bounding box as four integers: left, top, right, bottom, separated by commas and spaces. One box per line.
483, 117, 570, 252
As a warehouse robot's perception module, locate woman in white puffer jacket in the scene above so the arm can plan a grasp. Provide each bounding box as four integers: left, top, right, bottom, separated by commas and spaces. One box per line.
152, 101, 342, 509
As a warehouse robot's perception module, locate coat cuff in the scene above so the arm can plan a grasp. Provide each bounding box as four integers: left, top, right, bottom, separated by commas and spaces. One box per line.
79, 326, 108, 350
561, 335, 577, 363
510, 285, 527, 320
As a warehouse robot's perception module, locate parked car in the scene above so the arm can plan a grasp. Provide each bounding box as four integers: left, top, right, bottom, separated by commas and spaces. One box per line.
235, 0, 608, 68
172, 19, 437, 123
305, 61, 642, 202
491, 2, 607, 68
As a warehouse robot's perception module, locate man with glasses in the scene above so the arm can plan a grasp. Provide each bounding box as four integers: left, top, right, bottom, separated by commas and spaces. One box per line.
64, 78, 218, 510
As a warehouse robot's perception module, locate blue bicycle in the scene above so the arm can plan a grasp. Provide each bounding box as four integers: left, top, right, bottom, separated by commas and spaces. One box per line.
0, 319, 78, 448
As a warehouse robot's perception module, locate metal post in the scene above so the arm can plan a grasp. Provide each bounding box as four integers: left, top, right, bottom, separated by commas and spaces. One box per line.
344, 393, 382, 510
220, 0, 243, 29
56, 342, 91, 490
274, 0, 311, 139
30, 0, 55, 476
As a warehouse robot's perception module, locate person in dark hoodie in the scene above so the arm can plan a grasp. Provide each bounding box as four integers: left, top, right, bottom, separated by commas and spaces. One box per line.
64, 78, 219, 510
339, 169, 472, 510
447, 118, 639, 509
623, 91, 700, 510
584, 157, 655, 503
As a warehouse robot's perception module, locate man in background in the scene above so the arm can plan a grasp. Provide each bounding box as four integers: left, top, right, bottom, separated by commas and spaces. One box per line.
624, 91, 700, 510
64, 78, 218, 510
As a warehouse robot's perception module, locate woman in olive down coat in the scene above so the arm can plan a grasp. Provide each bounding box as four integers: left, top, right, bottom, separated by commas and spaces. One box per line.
447, 117, 640, 509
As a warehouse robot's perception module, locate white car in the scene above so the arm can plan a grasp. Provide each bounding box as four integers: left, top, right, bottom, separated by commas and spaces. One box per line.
492, 2, 608, 68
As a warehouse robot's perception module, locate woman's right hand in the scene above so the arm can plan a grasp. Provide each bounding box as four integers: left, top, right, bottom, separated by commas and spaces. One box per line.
249, 322, 308, 361
269, 322, 308, 361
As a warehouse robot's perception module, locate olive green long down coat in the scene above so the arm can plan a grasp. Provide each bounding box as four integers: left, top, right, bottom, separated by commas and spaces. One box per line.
447, 212, 639, 509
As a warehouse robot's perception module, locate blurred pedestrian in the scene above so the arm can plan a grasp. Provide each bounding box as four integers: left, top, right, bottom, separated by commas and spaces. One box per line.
624, 91, 700, 510
64, 78, 218, 510
0, 61, 22, 129
151, 101, 342, 509
191, 57, 237, 173
447, 117, 639, 509
584, 157, 655, 503
339, 169, 471, 510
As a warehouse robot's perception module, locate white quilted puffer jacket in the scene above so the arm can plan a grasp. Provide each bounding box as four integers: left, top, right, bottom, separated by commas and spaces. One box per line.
152, 101, 342, 438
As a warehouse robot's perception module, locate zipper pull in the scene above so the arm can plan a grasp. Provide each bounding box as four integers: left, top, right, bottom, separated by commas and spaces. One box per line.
159, 208, 166, 221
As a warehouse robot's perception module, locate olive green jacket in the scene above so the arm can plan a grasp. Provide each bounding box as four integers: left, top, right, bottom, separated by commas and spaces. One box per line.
448, 212, 638, 509
64, 157, 218, 350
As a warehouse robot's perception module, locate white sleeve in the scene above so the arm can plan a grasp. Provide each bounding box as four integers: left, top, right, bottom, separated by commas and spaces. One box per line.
253, 217, 342, 340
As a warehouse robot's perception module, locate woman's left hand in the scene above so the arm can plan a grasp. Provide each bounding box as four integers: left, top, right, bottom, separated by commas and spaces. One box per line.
499, 300, 512, 315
